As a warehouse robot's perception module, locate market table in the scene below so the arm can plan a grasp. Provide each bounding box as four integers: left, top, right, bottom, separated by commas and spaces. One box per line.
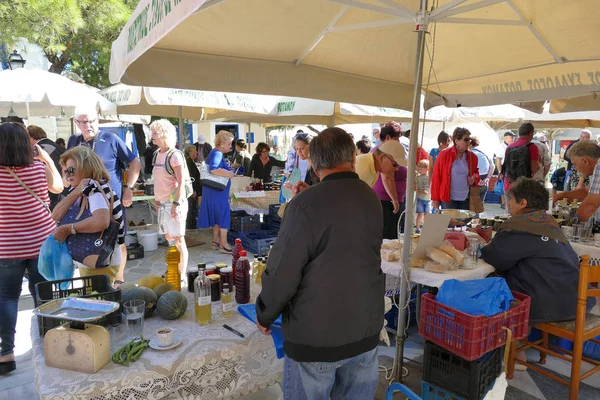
570, 241, 600, 266
132, 194, 157, 224
32, 289, 282, 400
230, 191, 281, 215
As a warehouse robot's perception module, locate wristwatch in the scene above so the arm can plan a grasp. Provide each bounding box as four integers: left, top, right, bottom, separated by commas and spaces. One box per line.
173, 201, 181, 206
70, 224, 76, 235
123, 184, 134, 190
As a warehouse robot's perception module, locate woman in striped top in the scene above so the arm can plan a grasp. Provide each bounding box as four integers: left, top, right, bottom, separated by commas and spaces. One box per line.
52, 147, 125, 285
0, 122, 63, 375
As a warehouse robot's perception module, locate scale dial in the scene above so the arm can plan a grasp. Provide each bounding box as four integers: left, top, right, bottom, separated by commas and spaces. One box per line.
44, 324, 110, 374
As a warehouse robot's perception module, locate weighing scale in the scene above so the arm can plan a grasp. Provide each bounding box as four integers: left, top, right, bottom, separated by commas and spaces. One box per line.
33, 297, 119, 374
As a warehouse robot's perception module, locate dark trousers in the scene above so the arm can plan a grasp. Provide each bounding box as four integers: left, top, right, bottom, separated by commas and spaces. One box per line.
478, 185, 488, 202
441, 199, 470, 210
187, 196, 198, 229
0, 258, 45, 356
381, 200, 405, 239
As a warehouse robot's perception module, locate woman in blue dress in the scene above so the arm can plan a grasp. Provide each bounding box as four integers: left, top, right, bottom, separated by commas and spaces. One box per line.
198, 130, 235, 253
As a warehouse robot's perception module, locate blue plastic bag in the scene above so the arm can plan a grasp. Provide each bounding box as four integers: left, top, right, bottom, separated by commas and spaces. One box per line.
238, 304, 284, 359
38, 235, 75, 290
436, 278, 514, 317
494, 179, 504, 196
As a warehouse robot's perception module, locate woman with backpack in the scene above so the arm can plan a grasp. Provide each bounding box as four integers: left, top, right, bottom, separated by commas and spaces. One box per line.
150, 119, 188, 275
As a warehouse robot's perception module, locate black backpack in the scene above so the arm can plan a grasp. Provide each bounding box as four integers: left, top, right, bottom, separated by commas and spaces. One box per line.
503, 143, 531, 183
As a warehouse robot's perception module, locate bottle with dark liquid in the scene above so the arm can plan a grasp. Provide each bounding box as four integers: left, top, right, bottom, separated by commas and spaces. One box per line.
235, 250, 251, 304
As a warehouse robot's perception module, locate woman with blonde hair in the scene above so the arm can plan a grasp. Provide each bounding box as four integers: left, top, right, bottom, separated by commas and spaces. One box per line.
150, 119, 188, 274
198, 130, 235, 253
52, 146, 125, 284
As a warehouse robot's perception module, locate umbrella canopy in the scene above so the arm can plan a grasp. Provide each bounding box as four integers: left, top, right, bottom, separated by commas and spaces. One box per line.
111, 0, 600, 110
206, 96, 418, 125
99, 83, 274, 120
0, 68, 116, 117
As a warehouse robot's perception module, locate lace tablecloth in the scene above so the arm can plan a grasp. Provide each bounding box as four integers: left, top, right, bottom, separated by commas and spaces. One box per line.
32, 290, 283, 400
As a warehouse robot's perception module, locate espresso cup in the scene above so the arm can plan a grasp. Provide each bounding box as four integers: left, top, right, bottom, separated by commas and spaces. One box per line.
156, 327, 175, 347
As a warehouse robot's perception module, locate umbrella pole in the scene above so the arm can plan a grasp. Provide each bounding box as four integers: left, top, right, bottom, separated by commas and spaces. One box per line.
394, 0, 428, 383
178, 106, 184, 148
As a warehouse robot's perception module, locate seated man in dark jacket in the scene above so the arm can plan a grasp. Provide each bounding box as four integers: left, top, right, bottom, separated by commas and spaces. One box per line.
481, 177, 593, 324
256, 127, 384, 400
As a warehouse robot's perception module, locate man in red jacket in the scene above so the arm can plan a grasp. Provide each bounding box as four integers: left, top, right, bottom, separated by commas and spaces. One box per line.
431, 127, 480, 210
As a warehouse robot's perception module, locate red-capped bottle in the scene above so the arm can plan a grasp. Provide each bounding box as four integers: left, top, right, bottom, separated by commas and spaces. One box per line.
232, 238, 244, 280
235, 250, 251, 304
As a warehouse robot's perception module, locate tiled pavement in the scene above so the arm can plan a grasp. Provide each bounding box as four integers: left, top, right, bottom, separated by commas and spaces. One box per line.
3, 201, 600, 399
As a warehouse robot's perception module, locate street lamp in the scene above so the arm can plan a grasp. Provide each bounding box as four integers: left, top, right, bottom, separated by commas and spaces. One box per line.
8, 50, 25, 69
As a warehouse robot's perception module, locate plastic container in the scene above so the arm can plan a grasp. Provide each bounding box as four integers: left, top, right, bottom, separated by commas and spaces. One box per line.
138, 230, 158, 251
126, 243, 144, 260
242, 231, 278, 256
421, 381, 467, 400
419, 291, 531, 361
35, 275, 121, 337
165, 241, 181, 291
423, 341, 502, 400
230, 211, 261, 232
268, 204, 282, 222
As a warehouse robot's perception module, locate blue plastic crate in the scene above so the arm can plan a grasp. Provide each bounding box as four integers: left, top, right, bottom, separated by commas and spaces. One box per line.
269, 204, 282, 222
421, 381, 466, 400
484, 192, 502, 204
230, 211, 261, 232
242, 230, 278, 256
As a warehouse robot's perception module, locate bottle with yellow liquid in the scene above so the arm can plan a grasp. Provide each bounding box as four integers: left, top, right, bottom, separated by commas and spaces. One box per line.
256, 256, 267, 285
221, 283, 233, 318
194, 266, 212, 325
165, 240, 181, 291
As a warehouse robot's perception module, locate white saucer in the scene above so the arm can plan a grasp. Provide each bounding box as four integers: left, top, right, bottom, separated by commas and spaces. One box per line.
149, 336, 183, 351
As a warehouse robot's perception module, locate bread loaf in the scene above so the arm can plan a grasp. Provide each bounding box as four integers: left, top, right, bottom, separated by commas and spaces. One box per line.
426, 247, 458, 270
439, 241, 465, 265
424, 260, 448, 273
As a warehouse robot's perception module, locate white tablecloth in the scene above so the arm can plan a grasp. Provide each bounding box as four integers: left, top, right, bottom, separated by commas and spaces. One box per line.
32, 290, 282, 400
382, 259, 495, 288
570, 241, 600, 266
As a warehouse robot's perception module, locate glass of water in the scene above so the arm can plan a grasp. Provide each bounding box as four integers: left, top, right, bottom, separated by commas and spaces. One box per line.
123, 299, 145, 339
572, 223, 583, 243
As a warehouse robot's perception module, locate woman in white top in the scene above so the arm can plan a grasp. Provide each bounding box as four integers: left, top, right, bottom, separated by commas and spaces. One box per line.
52, 147, 125, 284
150, 119, 188, 274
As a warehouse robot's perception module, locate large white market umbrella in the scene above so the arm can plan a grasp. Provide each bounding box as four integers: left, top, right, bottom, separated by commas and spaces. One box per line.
110, 0, 600, 382
0, 68, 116, 117
206, 96, 419, 125
110, 0, 600, 110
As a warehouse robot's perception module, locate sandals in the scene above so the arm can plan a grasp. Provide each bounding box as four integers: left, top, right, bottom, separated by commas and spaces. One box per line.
211, 241, 220, 250
219, 246, 233, 254
0, 361, 16, 375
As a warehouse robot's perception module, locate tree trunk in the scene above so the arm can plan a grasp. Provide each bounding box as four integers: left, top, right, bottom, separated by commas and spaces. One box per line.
46, 52, 69, 74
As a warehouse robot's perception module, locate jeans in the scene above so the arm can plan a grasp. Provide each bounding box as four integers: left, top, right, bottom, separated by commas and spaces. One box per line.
478, 185, 488, 202
282, 347, 379, 400
0, 258, 45, 356
441, 199, 470, 210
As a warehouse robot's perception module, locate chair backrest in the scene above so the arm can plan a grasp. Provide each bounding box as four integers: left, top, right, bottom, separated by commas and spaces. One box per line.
574, 255, 600, 336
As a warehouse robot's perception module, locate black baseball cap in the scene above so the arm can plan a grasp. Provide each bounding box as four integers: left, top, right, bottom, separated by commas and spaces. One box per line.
503, 131, 516, 137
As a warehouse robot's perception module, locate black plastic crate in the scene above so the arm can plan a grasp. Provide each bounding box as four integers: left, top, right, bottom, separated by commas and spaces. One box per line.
422, 341, 503, 400
230, 210, 261, 232
35, 275, 122, 337
126, 243, 144, 260
268, 204, 282, 222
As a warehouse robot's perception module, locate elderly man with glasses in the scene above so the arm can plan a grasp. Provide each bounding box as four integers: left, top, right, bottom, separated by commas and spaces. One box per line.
71, 106, 141, 287
554, 141, 600, 222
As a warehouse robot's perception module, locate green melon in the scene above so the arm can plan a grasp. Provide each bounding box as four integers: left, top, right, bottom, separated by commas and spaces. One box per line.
118, 282, 137, 293
153, 282, 175, 299
121, 286, 158, 318
156, 290, 188, 320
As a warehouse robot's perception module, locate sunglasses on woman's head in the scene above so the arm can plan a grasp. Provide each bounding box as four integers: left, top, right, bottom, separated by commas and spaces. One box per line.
63, 166, 76, 177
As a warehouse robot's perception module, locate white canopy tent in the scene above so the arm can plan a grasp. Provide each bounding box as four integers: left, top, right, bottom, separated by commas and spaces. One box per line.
110, 0, 600, 382
0, 68, 116, 118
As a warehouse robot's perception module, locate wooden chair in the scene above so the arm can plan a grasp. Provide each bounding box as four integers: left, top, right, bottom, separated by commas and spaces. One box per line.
507, 255, 600, 400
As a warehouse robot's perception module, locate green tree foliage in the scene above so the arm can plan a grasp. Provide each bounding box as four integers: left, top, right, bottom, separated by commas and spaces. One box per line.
1, 0, 134, 88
